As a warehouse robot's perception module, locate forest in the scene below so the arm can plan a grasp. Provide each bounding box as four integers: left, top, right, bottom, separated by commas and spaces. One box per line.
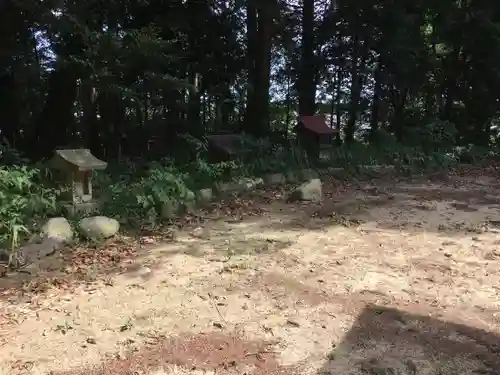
2, 0, 500, 247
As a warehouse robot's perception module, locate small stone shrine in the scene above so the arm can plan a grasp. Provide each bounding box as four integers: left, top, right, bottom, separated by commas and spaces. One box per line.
295, 115, 337, 160
51, 149, 107, 214
206, 133, 264, 161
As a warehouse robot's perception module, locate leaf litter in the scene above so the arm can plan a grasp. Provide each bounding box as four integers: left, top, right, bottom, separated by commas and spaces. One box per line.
1, 166, 500, 375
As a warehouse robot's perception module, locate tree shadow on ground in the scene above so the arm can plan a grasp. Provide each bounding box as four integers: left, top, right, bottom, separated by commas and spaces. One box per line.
44, 303, 500, 375
259, 171, 500, 236
1, 168, 499, 302
3, 169, 500, 373
320, 305, 500, 375
0, 223, 296, 302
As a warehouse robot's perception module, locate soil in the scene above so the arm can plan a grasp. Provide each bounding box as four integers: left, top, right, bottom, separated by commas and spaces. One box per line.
1, 167, 500, 375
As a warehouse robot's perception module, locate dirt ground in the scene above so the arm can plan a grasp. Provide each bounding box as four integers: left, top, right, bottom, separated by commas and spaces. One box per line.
1, 168, 500, 375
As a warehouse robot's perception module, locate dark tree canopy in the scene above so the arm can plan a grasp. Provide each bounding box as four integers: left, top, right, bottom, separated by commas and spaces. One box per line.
2, 0, 500, 159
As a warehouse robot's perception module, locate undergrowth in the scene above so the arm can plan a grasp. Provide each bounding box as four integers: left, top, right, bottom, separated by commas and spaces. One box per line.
0, 122, 496, 252
0, 142, 58, 255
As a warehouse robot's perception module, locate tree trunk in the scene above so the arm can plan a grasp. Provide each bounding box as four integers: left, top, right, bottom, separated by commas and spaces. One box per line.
335, 66, 342, 144
0, 73, 21, 147
391, 89, 407, 142
345, 37, 362, 143
244, 0, 258, 134
369, 61, 382, 142
188, 70, 202, 137
34, 64, 77, 157
298, 0, 316, 116
244, 0, 274, 137
80, 82, 100, 156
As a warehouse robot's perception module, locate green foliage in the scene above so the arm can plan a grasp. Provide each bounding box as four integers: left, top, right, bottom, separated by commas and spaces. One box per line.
95, 137, 311, 225
241, 141, 309, 175
0, 139, 29, 166
5, 0, 500, 265
99, 160, 196, 225
404, 120, 458, 152
453, 145, 492, 164
0, 166, 58, 248
325, 131, 458, 173
3, 0, 500, 164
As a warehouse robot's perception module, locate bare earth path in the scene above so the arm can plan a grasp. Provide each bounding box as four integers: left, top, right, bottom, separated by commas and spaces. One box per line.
2, 169, 500, 375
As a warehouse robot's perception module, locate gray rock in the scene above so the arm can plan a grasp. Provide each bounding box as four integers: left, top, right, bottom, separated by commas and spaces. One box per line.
287, 178, 322, 203
196, 188, 213, 203
41, 217, 73, 243
326, 167, 345, 177
237, 177, 264, 190
16, 237, 63, 268
182, 190, 196, 212
263, 173, 286, 185
182, 201, 196, 213
184, 189, 196, 202
160, 200, 181, 219
363, 164, 395, 172
286, 172, 299, 183
215, 182, 240, 193
79, 216, 120, 239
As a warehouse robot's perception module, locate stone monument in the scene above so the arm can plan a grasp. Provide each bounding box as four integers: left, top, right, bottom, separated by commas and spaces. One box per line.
51, 149, 107, 214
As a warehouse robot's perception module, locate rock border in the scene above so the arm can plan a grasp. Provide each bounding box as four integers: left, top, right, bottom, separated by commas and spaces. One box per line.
5, 215, 121, 271
160, 164, 396, 219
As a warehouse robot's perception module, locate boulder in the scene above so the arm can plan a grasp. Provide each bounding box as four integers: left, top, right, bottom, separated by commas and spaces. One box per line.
79, 216, 120, 239
326, 167, 345, 177
237, 177, 264, 190
183, 190, 196, 212
263, 173, 286, 185
16, 237, 63, 267
287, 178, 323, 203
184, 189, 196, 202
363, 164, 395, 172
286, 172, 299, 183
160, 200, 181, 219
41, 217, 73, 243
196, 188, 214, 203
215, 182, 240, 193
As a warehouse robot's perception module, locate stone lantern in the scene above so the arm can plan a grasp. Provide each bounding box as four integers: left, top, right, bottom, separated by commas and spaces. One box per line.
51, 149, 107, 214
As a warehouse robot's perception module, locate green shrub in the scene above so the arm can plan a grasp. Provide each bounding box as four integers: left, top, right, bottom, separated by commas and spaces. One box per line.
99, 159, 201, 225
96, 137, 311, 225
453, 144, 491, 164
0, 139, 28, 166
322, 134, 457, 173
403, 120, 458, 152
241, 141, 310, 175
0, 166, 58, 249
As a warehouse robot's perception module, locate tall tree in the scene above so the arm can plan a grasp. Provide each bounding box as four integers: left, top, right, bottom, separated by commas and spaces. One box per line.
244, 0, 276, 137
298, 0, 317, 116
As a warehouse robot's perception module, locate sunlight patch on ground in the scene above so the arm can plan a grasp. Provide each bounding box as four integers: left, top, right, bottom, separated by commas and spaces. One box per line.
1, 173, 500, 374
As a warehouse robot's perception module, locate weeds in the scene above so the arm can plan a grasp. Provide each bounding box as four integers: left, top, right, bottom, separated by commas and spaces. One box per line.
0, 165, 58, 250
0, 125, 495, 258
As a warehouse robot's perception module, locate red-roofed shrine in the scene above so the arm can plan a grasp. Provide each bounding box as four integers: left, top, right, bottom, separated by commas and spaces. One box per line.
296, 115, 337, 160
